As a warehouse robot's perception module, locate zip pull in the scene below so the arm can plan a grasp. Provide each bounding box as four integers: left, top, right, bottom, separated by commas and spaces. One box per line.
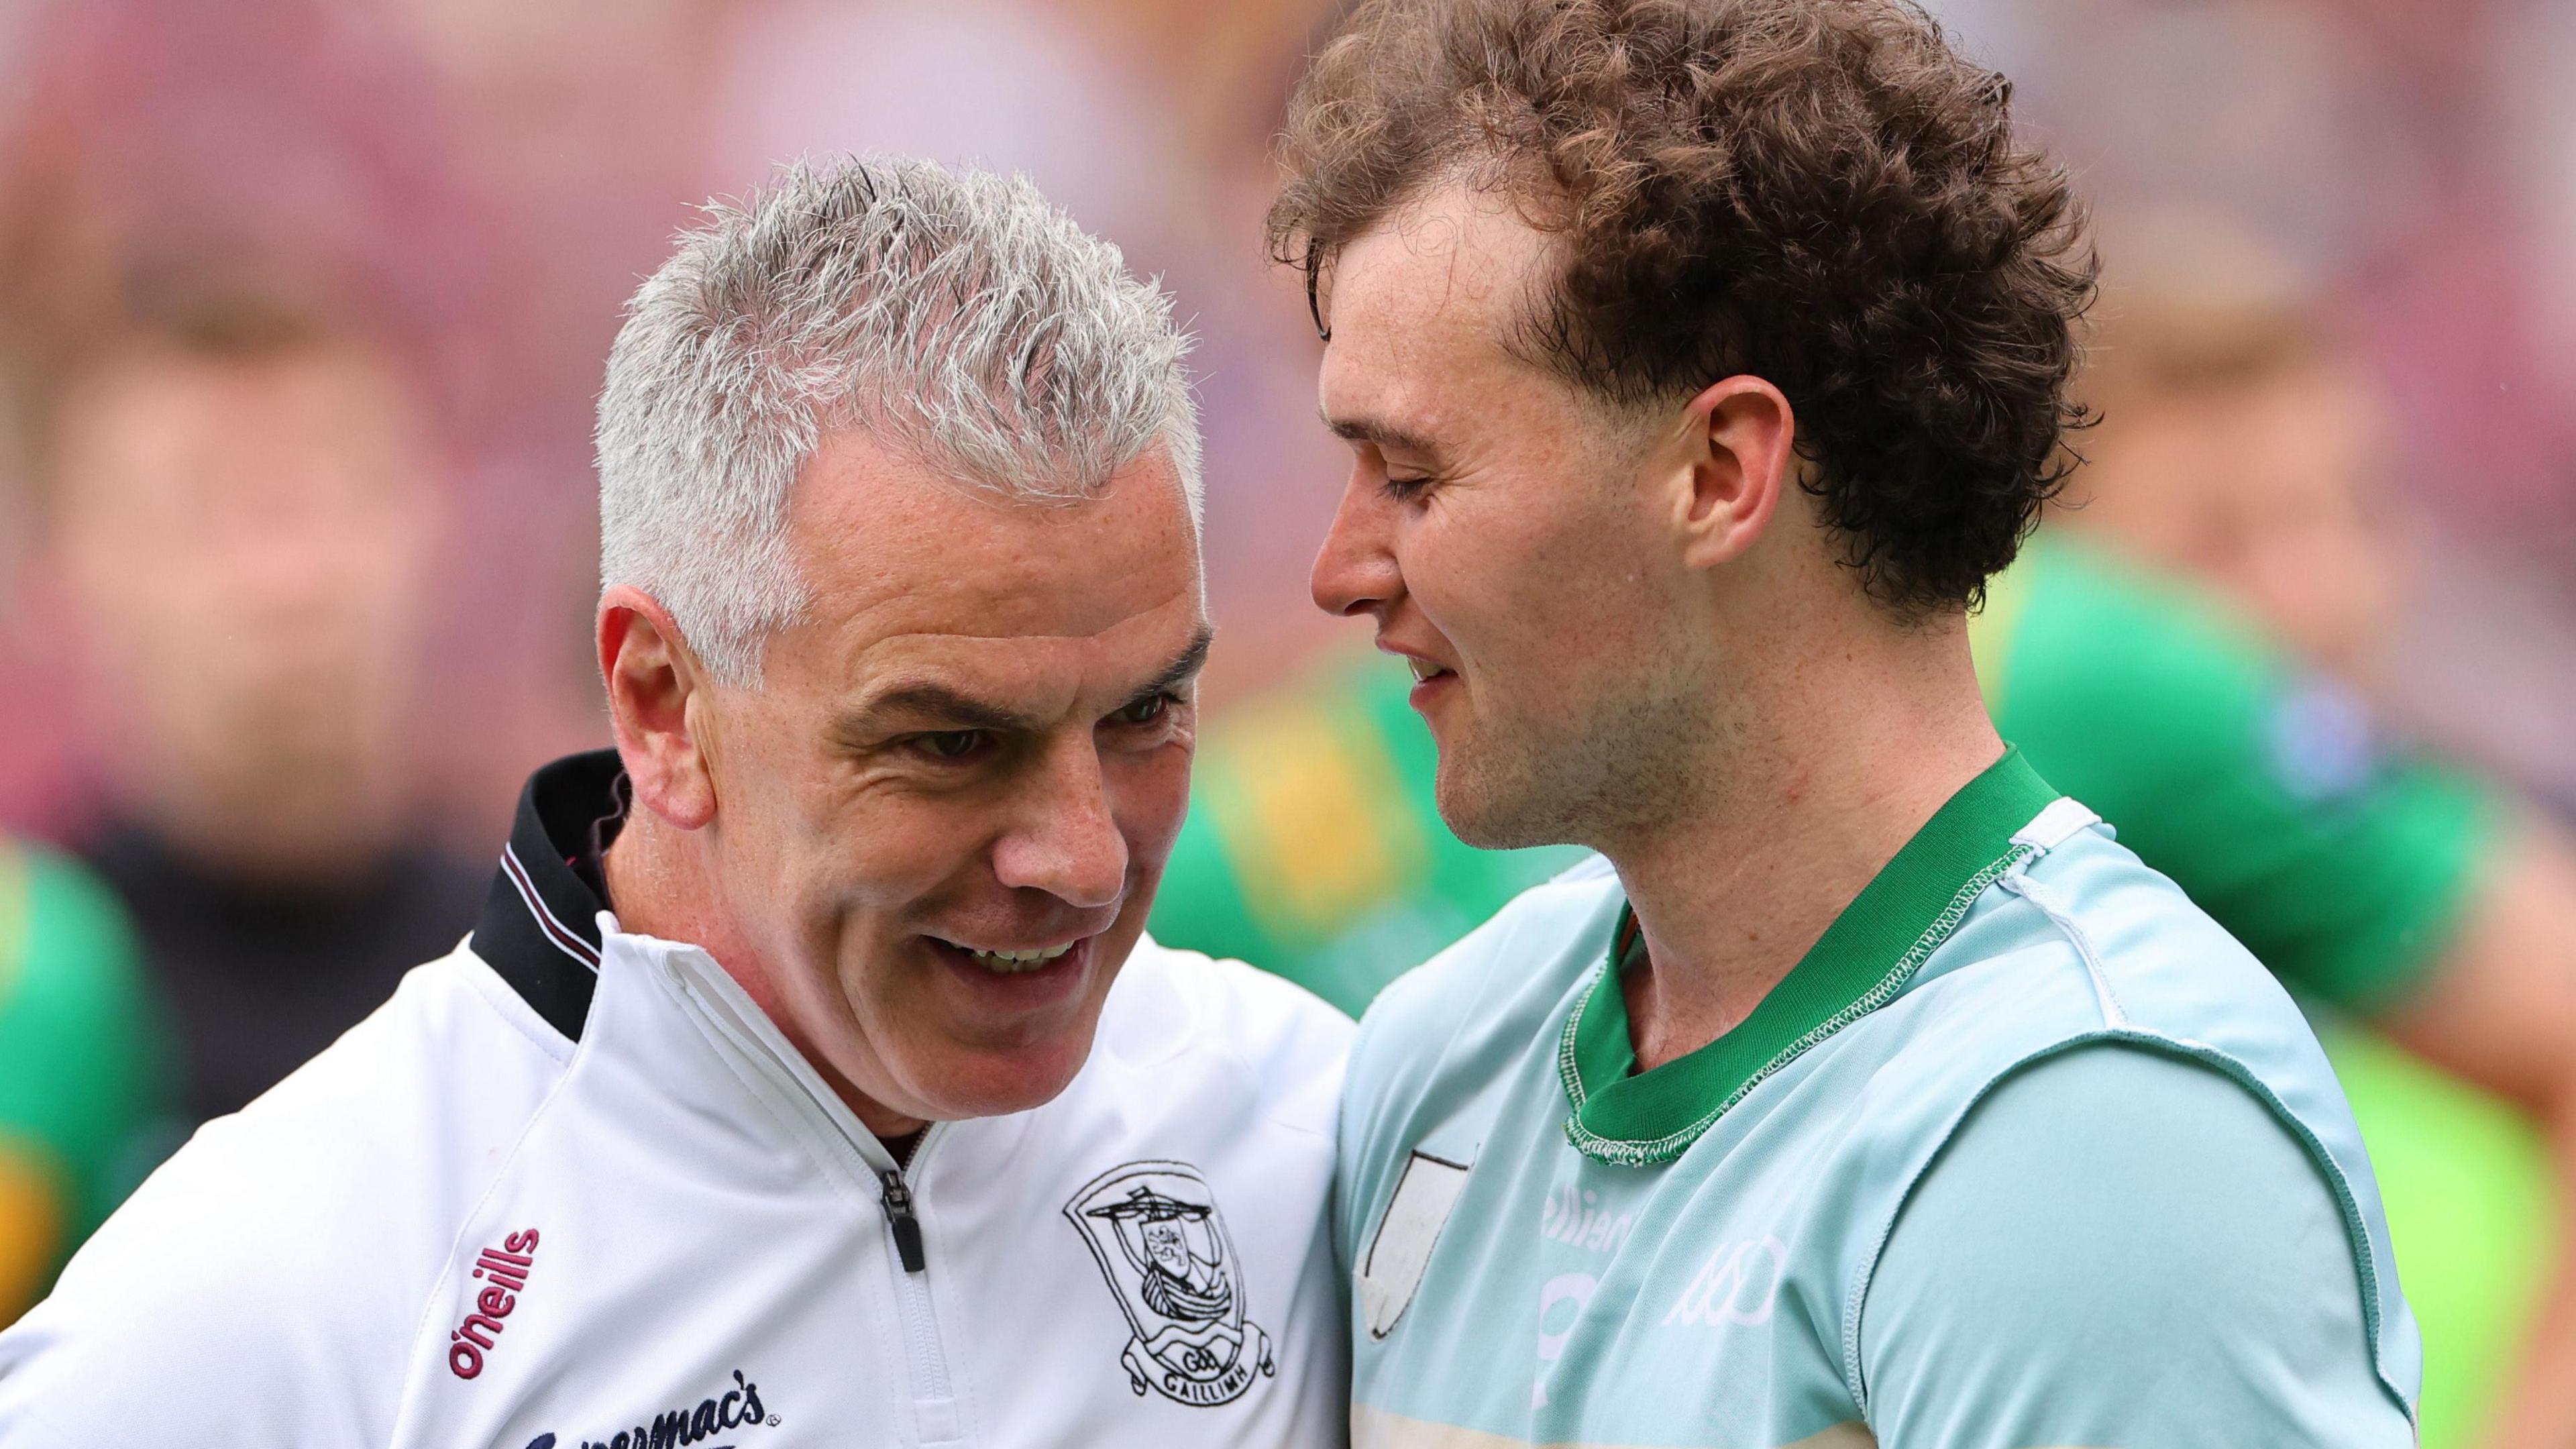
878, 1169, 926, 1273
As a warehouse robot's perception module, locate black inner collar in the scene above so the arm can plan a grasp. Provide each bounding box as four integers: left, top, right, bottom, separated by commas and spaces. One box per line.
470, 749, 629, 1040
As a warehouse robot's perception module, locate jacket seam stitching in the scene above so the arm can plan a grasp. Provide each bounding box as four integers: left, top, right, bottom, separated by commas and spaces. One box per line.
384, 1006, 587, 1440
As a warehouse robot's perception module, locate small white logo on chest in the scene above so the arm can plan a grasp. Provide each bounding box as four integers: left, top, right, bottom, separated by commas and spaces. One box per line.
1356, 1150, 1472, 1340
1538, 1183, 1636, 1255
1662, 1235, 1788, 1328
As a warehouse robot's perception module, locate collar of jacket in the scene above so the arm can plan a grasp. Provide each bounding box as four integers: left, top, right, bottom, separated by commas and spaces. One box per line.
470, 749, 625, 1041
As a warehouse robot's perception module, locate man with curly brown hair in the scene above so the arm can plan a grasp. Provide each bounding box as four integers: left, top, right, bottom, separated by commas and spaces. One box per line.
1279, 1, 2419, 1444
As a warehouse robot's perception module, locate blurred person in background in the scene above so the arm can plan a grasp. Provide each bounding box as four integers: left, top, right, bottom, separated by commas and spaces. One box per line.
0, 839, 164, 1327
1152, 239, 2576, 1449
23, 278, 486, 1127
2056, 223, 2404, 692
2027, 246, 2576, 1449
0, 0, 605, 851
0, 0, 496, 1326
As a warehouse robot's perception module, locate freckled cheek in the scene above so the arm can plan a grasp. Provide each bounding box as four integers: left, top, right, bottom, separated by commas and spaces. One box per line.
1403, 511, 1556, 667
1110, 746, 1195, 884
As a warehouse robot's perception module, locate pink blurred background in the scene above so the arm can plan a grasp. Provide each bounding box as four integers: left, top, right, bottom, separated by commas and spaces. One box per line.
1, 0, 2571, 851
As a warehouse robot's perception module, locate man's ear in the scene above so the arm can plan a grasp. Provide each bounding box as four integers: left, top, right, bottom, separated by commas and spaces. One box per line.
1664, 376, 1797, 572
598, 586, 718, 831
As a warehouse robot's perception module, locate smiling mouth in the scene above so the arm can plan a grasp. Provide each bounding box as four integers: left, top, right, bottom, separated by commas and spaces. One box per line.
931, 938, 1081, 975
1406, 657, 1454, 683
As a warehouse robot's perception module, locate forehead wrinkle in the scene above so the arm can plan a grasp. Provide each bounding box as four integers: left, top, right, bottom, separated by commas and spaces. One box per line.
786, 436, 1202, 634
817, 558, 1199, 651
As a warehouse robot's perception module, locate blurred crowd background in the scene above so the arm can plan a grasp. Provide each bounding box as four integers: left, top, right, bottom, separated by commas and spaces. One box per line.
0, 0, 2571, 1440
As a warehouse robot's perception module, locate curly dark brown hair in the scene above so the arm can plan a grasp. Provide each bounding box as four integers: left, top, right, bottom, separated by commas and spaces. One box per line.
1269, 0, 2095, 612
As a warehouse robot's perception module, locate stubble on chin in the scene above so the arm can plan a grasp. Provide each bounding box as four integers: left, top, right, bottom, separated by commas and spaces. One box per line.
1436, 686, 1705, 853
1432, 715, 1589, 851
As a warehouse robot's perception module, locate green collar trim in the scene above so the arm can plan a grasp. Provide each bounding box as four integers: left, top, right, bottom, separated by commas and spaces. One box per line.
1558, 748, 2059, 1167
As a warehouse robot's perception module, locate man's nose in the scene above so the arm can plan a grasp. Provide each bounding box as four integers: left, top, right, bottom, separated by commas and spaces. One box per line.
989, 740, 1130, 911
1311, 475, 1402, 621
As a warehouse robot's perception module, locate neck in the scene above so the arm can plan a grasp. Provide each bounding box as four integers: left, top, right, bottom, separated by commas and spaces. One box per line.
604, 810, 926, 1138
1605, 610, 2001, 1072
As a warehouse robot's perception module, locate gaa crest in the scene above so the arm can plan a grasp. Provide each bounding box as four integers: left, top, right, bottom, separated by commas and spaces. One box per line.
1064, 1160, 1275, 1407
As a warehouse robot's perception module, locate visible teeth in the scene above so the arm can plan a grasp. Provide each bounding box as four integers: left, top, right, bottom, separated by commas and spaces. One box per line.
1407, 657, 1443, 682
947, 941, 1077, 974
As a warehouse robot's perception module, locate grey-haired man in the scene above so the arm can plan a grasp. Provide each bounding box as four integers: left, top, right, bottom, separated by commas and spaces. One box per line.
0, 158, 1351, 1448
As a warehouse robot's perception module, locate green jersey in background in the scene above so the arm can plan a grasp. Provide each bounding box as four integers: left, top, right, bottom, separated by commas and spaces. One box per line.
0, 839, 169, 1324
1152, 532, 2544, 1449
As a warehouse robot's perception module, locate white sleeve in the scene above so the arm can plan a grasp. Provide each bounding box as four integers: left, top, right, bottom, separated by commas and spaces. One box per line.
0, 1112, 411, 1446
0, 959, 564, 1447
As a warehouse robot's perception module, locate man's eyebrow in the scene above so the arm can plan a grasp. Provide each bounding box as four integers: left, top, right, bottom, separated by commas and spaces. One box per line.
843, 683, 1042, 735
839, 626, 1215, 737
1321, 409, 1440, 457
1124, 627, 1216, 708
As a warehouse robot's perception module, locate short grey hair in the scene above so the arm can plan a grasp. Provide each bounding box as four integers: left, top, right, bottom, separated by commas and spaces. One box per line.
596, 154, 1199, 686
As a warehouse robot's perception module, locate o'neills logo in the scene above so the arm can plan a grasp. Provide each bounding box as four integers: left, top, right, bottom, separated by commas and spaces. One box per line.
449, 1228, 541, 1379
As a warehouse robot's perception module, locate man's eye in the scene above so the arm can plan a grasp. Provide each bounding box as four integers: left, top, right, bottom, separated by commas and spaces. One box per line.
1110, 694, 1173, 726
1383, 474, 1433, 501
916, 730, 986, 759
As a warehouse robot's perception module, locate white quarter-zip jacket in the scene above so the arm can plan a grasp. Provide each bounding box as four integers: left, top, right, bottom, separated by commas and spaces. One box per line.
0, 752, 1354, 1449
